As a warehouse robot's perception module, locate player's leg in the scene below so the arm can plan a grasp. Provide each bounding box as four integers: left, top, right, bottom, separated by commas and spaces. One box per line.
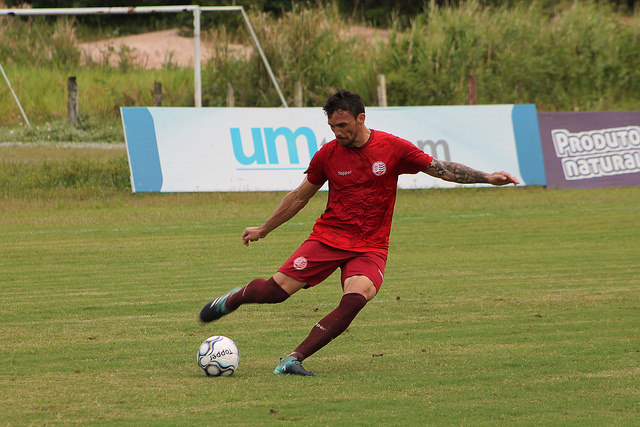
225, 272, 306, 310
200, 239, 337, 323
200, 240, 342, 322
199, 273, 304, 323
342, 274, 378, 301
275, 276, 373, 376
276, 252, 385, 375
286, 275, 374, 361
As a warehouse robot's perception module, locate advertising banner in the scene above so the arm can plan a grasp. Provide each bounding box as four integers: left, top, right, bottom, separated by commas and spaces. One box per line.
538, 111, 640, 189
121, 105, 544, 192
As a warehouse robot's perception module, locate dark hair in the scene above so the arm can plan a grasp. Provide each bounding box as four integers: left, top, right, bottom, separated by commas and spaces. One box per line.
322, 89, 365, 119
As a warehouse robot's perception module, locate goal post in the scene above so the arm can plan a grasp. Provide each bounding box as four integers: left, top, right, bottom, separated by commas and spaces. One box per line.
0, 4, 288, 112
0, 61, 31, 126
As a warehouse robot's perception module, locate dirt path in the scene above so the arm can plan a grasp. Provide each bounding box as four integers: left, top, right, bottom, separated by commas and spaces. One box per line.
78, 28, 249, 69
78, 26, 387, 69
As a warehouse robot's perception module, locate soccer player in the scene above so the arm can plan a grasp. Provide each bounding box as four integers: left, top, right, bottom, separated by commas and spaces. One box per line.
200, 89, 519, 376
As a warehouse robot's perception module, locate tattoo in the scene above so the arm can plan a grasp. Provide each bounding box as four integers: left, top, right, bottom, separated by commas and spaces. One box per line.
425, 159, 488, 184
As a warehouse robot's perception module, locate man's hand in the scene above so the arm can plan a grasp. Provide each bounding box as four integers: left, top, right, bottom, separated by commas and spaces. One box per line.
239, 178, 322, 247
242, 226, 266, 246
487, 171, 520, 186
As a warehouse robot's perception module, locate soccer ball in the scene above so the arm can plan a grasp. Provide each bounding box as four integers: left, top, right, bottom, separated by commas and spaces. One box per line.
197, 335, 240, 377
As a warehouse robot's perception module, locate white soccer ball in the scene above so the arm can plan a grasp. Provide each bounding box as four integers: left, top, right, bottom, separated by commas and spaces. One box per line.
197, 335, 240, 377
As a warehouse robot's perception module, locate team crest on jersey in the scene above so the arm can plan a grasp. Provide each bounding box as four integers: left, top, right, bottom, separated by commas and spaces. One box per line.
293, 256, 308, 270
372, 161, 387, 176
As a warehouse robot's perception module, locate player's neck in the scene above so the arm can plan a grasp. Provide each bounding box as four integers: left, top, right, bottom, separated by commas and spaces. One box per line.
352, 126, 371, 148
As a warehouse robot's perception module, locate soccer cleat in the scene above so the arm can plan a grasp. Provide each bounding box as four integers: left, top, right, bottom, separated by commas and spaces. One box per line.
273, 356, 316, 376
199, 287, 241, 323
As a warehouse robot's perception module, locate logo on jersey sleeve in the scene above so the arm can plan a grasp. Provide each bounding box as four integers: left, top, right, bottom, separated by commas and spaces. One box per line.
293, 256, 308, 270
372, 161, 387, 176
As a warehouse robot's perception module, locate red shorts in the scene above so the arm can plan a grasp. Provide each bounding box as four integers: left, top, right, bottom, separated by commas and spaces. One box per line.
278, 239, 387, 291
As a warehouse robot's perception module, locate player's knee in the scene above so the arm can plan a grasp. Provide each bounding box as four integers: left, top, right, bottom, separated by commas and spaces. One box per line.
343, 275, 377, 301
272, 272, 307, 296
263, 277, 291, 303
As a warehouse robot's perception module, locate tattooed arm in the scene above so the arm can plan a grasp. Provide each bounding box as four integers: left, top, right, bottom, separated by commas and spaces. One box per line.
424, 158, 520, 186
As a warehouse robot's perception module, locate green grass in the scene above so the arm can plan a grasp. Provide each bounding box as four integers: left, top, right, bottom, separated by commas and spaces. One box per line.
1, 148, 639, 425
0, 143, 130, 199
0, 120, 125, 144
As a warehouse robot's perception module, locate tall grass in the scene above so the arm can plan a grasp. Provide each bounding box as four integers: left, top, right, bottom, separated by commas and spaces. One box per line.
0, 16, 193, 128
1, 1, 640, 129
382, 1, 640, 110
0, 156, 130, 198
200, 4, 381, 107
0, 60, 193, 127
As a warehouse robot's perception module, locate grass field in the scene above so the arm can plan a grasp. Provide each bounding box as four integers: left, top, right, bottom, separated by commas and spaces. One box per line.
1, 147, 639, 425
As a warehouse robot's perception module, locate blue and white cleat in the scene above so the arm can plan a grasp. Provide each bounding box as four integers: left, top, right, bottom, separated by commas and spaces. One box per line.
199, 287, 241, 323
273, 356, 316, 376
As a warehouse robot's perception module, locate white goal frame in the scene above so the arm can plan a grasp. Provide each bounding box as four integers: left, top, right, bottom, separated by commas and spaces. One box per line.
0, 4, 288, 125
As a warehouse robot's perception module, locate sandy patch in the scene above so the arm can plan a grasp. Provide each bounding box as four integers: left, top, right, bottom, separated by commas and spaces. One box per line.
78, 28, 250, 69
78, 25, 388, 69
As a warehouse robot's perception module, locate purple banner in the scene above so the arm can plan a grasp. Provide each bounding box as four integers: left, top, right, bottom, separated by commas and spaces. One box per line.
538, 111, 640, 189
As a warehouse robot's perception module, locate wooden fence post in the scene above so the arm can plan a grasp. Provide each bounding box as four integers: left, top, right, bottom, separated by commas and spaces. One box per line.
294, 81, 303, 107
67, 76, 78, 127
377, 74, 387, 107
467, 74, 477, 105
226, 82, 235, 107
154, 81, 162, 106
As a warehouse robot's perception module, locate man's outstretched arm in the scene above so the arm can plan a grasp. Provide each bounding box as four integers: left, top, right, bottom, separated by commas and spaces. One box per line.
423, 158, 520, 186
241, 177, 323, 246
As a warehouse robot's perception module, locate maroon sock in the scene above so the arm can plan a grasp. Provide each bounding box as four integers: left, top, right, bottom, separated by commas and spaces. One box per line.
291, 293, 368, 360
225, 277, 290, 312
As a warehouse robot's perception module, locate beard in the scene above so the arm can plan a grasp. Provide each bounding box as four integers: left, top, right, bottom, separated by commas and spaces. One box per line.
336, 133, 357, 148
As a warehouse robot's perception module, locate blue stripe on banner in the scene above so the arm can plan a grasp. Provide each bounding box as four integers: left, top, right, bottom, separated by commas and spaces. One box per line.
512, 104, 546, 186
121, 108, 163, 192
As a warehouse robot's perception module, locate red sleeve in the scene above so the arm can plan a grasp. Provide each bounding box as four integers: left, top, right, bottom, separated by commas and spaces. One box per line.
396, 138, 433, 175
304, 143, 329, 185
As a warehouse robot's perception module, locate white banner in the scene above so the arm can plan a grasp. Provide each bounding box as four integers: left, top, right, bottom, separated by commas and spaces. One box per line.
121, 105, 542, 192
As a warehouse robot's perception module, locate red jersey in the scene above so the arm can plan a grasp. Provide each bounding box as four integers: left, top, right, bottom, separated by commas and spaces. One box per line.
305, 129, 433, 255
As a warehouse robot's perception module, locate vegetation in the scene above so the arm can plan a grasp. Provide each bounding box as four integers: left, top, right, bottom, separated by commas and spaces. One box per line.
6, 0, 639, 25
1, 1, 640, 137
0, 154, 129, 198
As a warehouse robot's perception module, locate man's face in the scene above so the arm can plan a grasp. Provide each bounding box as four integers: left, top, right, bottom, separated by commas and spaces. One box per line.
328, 109, 362, 148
